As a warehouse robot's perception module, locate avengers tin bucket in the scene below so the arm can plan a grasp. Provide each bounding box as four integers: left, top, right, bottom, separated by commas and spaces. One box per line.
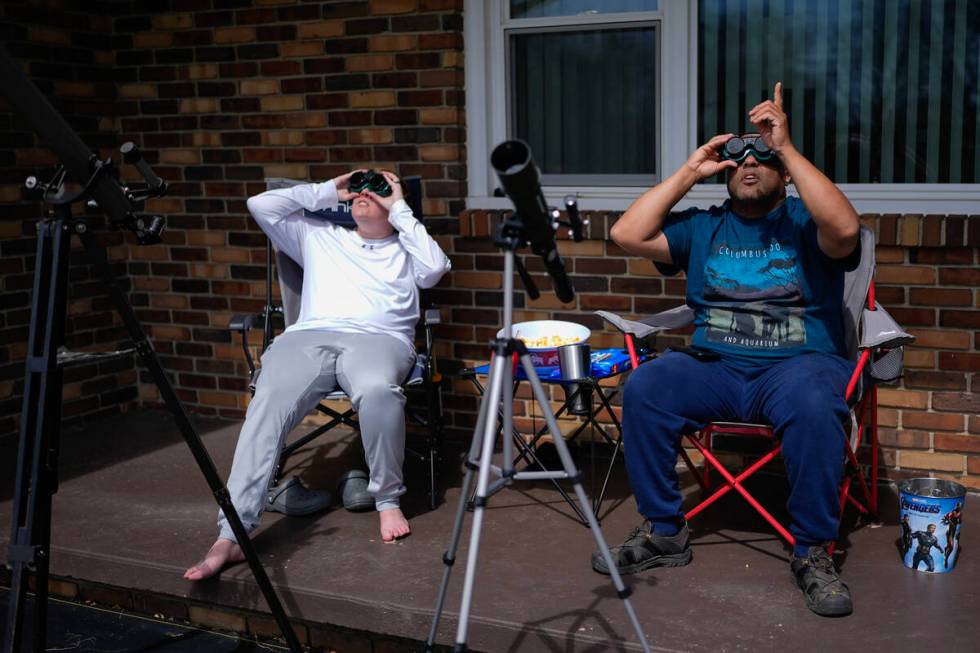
898, 478, 966, 573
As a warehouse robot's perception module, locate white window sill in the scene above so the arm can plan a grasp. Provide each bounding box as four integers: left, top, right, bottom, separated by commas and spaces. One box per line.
466, 184, 980, 215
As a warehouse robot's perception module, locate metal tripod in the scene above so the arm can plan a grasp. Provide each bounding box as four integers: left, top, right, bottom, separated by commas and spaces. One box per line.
1, 167, 304, 653
425, 236, 651, 652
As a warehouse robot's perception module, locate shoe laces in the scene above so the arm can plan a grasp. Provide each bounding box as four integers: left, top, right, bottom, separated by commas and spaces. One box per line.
625, 522, 652, 544
801, 550, 845, 591
807, 551, 836, 574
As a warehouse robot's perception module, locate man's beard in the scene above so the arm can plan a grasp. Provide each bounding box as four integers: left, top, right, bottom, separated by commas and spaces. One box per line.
728, 180, 785, 213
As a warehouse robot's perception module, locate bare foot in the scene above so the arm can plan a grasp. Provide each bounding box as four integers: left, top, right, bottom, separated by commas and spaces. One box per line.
183, 538, 245, 580
379, 507, 411, 542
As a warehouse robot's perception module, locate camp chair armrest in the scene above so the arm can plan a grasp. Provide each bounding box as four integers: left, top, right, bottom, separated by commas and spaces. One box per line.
228, 313, 259, 334
421, 307, 441, 383
228, 313, 260, 377
859, 302, 916, 349
595, 305, 695, 339
424, 308, 442, 327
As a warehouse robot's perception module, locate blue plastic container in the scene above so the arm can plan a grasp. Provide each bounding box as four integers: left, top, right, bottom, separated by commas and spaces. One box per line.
899, 478, 966, 573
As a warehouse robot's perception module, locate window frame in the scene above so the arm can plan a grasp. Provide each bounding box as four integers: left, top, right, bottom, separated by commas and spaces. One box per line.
465, 0, 980, 213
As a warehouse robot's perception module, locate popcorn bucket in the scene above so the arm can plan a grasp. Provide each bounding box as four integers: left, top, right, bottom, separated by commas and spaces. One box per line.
898, 478, 966, 573
499, 320, 590, 368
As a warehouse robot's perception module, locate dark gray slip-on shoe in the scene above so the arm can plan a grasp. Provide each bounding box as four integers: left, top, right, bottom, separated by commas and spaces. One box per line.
266, 477, 331, 516
337, 469, 374, 512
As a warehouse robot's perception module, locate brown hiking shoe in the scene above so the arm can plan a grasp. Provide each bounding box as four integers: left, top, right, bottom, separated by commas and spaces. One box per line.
790, 546, 853, 617
591, 521, 692, 575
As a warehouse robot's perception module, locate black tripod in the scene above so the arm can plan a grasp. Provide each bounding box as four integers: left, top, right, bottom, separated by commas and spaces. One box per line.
0, 47, 304, 653
424, 218, 651, 653
2, 156, 303, 653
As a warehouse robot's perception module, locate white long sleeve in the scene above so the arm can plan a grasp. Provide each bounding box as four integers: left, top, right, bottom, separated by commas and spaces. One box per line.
387, 199, 452, 289
245, 182, 451, 350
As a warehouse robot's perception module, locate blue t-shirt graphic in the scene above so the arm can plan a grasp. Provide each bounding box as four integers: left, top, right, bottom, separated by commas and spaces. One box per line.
659, 196, 854, 367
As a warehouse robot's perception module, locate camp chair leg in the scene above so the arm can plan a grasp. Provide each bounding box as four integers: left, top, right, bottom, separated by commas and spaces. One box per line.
678, 446, 708, 492
869, 386, 879, 514
428, 446, 438, 511
683, 435, 795, 545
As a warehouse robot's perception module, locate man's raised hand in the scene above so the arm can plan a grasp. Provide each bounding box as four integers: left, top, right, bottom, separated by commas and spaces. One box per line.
685, 133, 738, 180
749, 82, 792, 153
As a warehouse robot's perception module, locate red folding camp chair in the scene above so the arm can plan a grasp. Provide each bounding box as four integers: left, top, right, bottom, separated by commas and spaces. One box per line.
598, 226, 913, 550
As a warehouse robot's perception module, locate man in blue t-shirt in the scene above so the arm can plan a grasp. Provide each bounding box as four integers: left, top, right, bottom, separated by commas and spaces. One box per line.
592, 83, 861, 617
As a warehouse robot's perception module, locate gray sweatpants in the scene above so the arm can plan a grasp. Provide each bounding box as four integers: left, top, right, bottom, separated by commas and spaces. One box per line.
217, 329, 415, 542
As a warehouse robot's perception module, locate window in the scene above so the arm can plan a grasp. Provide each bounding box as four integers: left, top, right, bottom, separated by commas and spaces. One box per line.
466, 0, 980, 212
699, 0, 980, 185
507, 2, 660, 185
466, 0, 690, 208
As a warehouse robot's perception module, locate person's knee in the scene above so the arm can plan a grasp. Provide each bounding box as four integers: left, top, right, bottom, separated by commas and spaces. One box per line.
623, 355, 708, 418
781, 384, 848, 428
624, 358, 674, 406
353, 381, 405, 410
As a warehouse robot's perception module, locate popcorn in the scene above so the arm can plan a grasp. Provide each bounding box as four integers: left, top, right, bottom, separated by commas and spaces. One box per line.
516, 334, 583, 349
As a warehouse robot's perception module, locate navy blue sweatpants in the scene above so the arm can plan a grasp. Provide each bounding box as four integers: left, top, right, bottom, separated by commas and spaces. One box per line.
622, 350, 854, 548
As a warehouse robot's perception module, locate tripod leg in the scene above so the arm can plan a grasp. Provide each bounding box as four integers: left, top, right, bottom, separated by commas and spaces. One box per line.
3, 217, 71, 653
519, 355, 652, 653
451, 353, 509, 651
424, 357, 496, 650
75, 228, 304, 653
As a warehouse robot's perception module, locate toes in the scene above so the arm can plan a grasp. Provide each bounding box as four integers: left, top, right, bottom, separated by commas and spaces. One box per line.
184, 560, 216, 580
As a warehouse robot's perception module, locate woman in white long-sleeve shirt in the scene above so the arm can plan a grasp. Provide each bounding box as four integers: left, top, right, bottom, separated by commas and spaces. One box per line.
185, 169, 451, 581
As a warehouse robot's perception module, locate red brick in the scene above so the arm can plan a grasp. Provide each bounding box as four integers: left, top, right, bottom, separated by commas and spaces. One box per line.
932, 392, 980, 414
908, 329, 971, 349
876, 265, 935, 284
939, 352, 980, 372
874, 286, 905, 304
887, 307, 936, 327
902, 411, 965, 432
935, 434, 980, 454
939, 310, 980, 329
899, 450, 964, 473
575, 258, 627, 275
903, 371, 967, 391
921, 215, 943, 246
914, 247, 975, 265
877, 214, 898, 244
909, 287, 971, 306
938, 268, 980, 286
579, 294, 631, 311
877, 428, 930, 449
610, 278, 664, 295
369, 0, 419, 14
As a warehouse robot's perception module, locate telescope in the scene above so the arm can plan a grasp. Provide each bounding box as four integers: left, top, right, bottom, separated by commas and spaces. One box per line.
0, 47, 165, 243
490, 140, 577, 303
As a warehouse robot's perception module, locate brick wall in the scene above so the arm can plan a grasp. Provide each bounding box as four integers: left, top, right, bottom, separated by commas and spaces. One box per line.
0, 0, 466, 436
0, 1, 138, 437
0, 1, 977, 492
107, 0, 465, 417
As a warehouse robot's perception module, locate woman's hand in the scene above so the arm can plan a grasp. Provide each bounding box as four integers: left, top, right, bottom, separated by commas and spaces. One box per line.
332, 169, 366, 202
365, 170, 404, 211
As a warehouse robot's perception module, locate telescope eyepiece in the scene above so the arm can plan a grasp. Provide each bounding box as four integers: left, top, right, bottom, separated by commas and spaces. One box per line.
491, 140, 533, 176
